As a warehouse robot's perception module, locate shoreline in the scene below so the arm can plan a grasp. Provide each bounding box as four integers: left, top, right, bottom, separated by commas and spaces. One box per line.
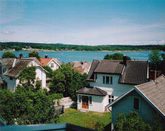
0, 49, 151, 52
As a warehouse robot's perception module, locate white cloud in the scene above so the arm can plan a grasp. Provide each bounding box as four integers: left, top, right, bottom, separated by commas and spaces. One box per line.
0, 22, 165, 45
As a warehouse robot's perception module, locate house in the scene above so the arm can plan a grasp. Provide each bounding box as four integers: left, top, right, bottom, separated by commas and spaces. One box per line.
109, 75, 165, 130
0, 58, 47, 91
71, 61, 91, 74
39, 57, 61, 71
77, 59, 149, 112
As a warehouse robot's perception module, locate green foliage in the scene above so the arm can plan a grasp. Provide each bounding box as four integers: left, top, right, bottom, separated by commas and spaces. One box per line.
29, 51, 40, 59
43, 66, 53, 78
0, 42, 165, 51
0, 89, 15, 124
115, 112, 152, 131
161, 53, 165, 60
2, 51, 16, 58
104, 53, 124, 60
0, 88, 58, 125
149, 50, 162, 68
50, 64, 87, 100
19, 67, 36, 87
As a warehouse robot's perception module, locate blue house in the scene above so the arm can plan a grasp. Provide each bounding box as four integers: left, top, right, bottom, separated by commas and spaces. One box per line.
110, 75, 165, 130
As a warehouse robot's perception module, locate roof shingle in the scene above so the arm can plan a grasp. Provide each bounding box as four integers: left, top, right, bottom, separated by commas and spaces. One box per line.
77, 87, 107, 96
120, 61, 148, 84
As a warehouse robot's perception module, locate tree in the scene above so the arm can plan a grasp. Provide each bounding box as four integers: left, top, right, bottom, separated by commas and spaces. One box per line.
19, 67, 36, 87
104, 53, 131, 60
2, 51, 16, 58
161, 53, 165, 61
0, 88, 59, 125
115, 112, 152, 131
50, 64, 87, 100
149, 50, 162, 69
43, 66, 53, 78
29, 51, 40, 59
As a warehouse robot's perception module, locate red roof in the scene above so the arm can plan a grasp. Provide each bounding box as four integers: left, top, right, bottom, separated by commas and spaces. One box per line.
39, 58, 52, 66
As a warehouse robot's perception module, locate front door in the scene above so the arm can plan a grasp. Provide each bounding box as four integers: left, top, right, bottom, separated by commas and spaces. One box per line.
82, 96, 89, 109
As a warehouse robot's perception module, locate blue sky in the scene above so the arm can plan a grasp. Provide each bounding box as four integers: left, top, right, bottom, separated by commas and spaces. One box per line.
0, 0, 165, 45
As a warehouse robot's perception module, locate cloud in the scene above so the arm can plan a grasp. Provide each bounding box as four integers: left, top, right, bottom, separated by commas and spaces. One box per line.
0, 21, 165, 45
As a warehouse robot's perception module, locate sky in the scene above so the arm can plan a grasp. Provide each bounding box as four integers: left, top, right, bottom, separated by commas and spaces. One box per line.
0, 0, 165, 45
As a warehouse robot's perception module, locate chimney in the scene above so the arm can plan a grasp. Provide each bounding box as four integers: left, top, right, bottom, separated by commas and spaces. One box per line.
19, 54, 23, 59
123, 55, 131, 65
45, 55, 48, 58
123, 56, 127, 65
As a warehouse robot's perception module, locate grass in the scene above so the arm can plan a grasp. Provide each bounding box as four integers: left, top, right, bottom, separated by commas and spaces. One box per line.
57, 108, 111, 130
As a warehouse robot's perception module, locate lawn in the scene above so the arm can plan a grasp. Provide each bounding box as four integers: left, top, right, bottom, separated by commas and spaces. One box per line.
57, 108, 111, 130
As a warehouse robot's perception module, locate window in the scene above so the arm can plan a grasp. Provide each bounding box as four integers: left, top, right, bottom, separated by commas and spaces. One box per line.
103, 76, 105, 84
94, 74, 97, 80
89, 96, 92, 104
103, 76, 113, 84
79, 95, 82, 103
134, 98, 139, 110
109, 95, 114, 103
51, 63, 54, 68
10, 77, 13, 80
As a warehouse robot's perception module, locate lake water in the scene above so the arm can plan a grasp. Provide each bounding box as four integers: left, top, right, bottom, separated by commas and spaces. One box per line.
0, 50, 151, 63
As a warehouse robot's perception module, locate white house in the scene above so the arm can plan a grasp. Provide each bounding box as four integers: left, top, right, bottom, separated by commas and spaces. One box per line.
39, 57, 61, 71
0, 58, 47, 91
77, 59, 149, 112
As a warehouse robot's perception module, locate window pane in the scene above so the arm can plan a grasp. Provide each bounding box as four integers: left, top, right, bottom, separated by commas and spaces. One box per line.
89, 96, 92, 104
79, 95, 82, 102
103, 76, 105, 84
106, 76, 109, 84
134, 98, 139, 110
110, 77, 113, 84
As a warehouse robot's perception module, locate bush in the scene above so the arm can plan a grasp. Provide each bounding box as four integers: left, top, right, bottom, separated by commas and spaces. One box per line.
104, 53, 124, 60
115, 112, 152, 131
2, 51, 16, 58
0, 88, 59, 125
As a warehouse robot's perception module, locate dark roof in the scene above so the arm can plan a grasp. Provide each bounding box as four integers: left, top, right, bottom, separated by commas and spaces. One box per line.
77, 87, 107, 96
0, 58, 15, 69
120, 61, 148, 84
87, 60, 148, 85
87, 60, 100, 80
94, 60, 124, 74
5, 59, 31, 78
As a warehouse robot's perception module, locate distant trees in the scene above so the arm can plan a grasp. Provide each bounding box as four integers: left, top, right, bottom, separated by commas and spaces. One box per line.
149, 50, 162, 69
0, 87, 59, 125
1, 42, 165, 51
29, 51, 40, 59
115, 112, 151, 131
104, 53, 131, 60
49, 64, 87, 100
2, 51, 16, 58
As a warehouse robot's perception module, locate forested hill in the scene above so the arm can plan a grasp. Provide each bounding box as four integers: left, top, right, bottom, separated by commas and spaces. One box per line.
0, 42, 165, 51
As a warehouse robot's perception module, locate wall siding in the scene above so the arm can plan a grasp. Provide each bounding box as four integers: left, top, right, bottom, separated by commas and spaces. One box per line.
112, 90, 159, 125
90, 74, 134, 99
77, 94, 109, 112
